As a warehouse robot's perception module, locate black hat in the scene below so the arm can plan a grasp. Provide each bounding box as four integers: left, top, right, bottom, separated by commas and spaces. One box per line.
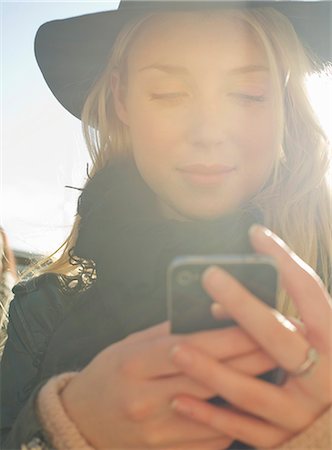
35, 0, 331, 120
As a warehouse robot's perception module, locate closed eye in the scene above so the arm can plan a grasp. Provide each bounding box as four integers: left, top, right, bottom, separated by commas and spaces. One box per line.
150, 92, 188, 100
229, 93, 266, 103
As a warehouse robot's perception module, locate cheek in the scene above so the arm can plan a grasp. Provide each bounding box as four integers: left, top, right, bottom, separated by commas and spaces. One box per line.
235, 108, 278, 165
127, 107, 184, 160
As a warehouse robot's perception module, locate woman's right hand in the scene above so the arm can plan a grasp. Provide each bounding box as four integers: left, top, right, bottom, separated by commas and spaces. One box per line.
60, 322, 275, 450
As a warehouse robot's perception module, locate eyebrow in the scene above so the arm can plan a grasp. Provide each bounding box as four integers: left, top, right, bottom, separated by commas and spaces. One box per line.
230, 64, 269, 75
138, 64, 189, 75
138, 64, 269, 76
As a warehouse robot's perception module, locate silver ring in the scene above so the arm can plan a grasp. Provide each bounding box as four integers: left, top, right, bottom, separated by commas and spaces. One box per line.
290, 347, 319, 377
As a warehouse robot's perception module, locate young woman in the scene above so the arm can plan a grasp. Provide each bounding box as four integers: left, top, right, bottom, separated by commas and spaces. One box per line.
1, 1, 331, 449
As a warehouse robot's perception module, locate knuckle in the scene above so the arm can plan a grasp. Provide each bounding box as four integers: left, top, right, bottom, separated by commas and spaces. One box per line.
227, 418, 247, 439
123, 395, 153, 422
234, 389, 267, 412
118, 354, 140, 377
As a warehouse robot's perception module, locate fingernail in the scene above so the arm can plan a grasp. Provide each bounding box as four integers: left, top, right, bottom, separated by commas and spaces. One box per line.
211, 302, 224, 318
202, 265, 224, 286
250, 224, 288, 251
249, 224, 272, 239
171, 399, 192, 415
171, 345, 193, 367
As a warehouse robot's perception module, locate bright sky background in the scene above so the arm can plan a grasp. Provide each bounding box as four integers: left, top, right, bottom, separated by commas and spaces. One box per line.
1, 1, 120, 255
1, 1, 331, 257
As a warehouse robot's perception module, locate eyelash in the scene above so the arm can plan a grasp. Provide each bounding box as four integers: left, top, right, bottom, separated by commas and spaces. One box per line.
230, 93, 266, 103
150, 92, 266, 104
150, 92, 187, 101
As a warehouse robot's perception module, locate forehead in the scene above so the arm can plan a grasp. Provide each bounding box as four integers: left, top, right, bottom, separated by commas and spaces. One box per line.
127, 11, 268, 71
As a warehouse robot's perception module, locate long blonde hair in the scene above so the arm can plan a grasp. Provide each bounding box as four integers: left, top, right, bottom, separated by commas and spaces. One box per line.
39, 7, 331, 313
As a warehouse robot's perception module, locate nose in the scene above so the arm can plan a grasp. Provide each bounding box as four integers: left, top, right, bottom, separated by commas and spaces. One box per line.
188, 98, 228, 153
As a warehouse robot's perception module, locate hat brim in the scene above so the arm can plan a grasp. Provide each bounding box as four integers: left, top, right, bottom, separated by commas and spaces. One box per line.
34, 1, 331, 120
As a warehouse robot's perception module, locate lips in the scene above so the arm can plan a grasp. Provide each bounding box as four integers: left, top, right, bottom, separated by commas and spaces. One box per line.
177, 163, 236, 186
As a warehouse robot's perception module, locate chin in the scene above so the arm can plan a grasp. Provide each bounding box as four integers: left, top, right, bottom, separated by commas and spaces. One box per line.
170, 201, 240, 222
186, 209, 237, 221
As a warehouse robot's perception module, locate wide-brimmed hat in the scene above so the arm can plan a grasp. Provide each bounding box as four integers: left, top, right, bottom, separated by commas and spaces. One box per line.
35, 0, 331, 120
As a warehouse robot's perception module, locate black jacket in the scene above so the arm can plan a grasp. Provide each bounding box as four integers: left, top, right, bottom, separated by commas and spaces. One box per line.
0, 273, 135, 449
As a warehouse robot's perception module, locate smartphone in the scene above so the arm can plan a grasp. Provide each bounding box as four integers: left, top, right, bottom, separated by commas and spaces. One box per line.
167, 254, 278, 334
167, 254, 283, 393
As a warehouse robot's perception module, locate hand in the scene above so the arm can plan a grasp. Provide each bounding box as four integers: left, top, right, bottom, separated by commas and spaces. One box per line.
60, 317, 273, 449
170, 225, 332, 448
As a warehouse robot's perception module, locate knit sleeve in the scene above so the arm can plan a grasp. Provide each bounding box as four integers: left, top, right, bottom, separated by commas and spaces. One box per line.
36, 373, 95, 450
37, 375, 332, 450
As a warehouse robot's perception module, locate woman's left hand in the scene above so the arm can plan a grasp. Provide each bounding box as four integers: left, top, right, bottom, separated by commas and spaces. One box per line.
170, 225, 332, 448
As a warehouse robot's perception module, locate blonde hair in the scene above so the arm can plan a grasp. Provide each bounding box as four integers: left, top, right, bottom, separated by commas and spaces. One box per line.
38, 7, 331, 314
0, 228, 17, 279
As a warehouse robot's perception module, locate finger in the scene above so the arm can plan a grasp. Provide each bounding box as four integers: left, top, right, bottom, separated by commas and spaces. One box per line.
226, 349, 277, 376
203, 266, 312, 374
125, 321, 170, 343
206, 271, 331, 398
153, 350, 277, 404
117, 335, 180, 378
249, 225, 332, 342
172, 397, 291, 449
157, 374, 216, 399
140, 409, 227, 446
119, 379, 225, 445
122, 326, 260, 379
287, 317, 306, 336
171, 343, 314, 431
182, 326, 259, 360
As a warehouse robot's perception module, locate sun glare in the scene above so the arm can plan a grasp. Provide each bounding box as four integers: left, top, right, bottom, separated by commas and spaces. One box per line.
305, 69, 332, 188
306, 70, 332, 140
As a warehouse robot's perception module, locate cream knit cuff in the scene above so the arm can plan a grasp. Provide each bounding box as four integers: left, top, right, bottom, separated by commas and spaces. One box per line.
37, 373, 95, 450
37, 372, 332, 450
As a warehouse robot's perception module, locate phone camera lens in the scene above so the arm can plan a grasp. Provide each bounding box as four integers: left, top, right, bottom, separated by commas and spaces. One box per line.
176, 270, 194, 286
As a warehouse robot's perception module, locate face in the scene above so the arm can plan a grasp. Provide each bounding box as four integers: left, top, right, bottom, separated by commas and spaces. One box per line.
112, 11, 279, 220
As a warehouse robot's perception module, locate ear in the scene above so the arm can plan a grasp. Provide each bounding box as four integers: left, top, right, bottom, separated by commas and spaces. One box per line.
111, 71, 129, 125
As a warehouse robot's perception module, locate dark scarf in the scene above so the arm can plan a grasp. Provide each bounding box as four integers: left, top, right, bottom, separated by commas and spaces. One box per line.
73, 162, 262, 336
